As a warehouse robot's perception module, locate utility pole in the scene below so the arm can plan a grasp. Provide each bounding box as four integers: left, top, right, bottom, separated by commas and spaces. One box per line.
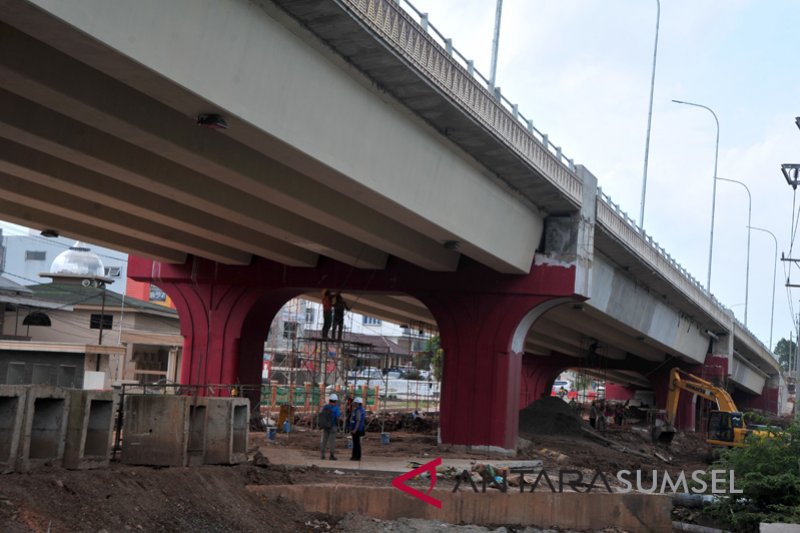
489, 0, 503, 89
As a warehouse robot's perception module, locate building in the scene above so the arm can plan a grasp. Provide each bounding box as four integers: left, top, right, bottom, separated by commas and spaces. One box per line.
0, 241, 181, 389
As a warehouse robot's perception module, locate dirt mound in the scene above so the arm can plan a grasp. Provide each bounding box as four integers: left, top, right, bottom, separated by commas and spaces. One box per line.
518, 397, 582, 438
0, 464, 316, 532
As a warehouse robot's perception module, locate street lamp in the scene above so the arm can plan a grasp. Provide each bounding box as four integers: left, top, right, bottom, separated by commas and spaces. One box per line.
672, 99, 720, 292
639, 0, 661, 228
716, 177, 751, 326
489, 0, 504, 89
748, 225, 778, 352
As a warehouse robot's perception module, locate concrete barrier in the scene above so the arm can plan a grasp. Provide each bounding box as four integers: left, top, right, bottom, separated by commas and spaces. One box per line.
63, 389, 118, 470
0, 385, 27, 473
121, 395, 189, 466
247, 484, 673, 533
18, 385, 70, 472
204, 397, 249, 465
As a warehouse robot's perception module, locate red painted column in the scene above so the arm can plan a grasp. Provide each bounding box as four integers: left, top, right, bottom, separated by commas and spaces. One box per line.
157, 281, 292, 389
419, 292, 567, 452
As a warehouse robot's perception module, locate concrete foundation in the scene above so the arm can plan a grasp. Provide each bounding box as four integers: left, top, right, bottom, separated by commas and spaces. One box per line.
18, 385, 70, 472
204, 398, 249, 465
247, 484, 672, 533
121, 395, 189, 466
0, 385, 27, 473
63, 389, 118, 470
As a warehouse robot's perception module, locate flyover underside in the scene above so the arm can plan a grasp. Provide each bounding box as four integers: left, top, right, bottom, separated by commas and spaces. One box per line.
0, 0, 543, 275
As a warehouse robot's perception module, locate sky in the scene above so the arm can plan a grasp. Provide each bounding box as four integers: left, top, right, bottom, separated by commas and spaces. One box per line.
3, 0, 798, 351
401, 0, 800, 351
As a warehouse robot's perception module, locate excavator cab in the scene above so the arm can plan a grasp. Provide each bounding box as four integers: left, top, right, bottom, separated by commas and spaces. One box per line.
707, 410, 743, 445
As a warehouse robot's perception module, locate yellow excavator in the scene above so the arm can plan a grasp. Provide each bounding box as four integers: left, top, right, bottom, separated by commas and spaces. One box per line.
653, 367, 771, 447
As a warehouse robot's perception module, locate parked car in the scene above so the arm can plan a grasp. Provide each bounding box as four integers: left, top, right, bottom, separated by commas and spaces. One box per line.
551, 380, 571, 397
387, 369, 404, 380
357, 367, 383, 380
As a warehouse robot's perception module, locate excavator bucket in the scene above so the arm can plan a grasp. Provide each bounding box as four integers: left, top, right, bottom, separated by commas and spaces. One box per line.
652, 424, 676, 445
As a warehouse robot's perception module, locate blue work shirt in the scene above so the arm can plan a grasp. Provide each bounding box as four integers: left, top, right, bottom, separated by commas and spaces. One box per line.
350, 405, 366, 432
326, 403, 340, 425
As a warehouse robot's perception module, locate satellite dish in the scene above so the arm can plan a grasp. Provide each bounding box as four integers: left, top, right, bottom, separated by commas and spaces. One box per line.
81, 279, 91, 288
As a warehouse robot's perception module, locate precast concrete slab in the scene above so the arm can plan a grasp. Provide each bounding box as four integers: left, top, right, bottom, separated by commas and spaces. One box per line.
247, 484, 672, 533
18, 385, 70, 472
203, 397, 249, 465
63, 389, 118, 470
121, 395, 189, 466
0, 385, 27, 473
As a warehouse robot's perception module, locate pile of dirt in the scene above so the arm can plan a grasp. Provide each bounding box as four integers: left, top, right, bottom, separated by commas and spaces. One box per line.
0, 464, 328, 533
518, 397, 582, 438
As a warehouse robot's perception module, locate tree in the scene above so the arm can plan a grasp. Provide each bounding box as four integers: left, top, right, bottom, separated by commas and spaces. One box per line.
774, 337, 797, 372
705, 422, 800, 532
413, 336, 443, 381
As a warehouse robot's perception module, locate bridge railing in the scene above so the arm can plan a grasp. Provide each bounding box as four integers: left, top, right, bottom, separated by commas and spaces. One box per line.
346, 0, 583, 204
344, 0, 775, 359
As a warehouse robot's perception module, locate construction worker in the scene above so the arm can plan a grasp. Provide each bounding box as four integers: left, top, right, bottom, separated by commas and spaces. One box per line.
319, 393, 340, 460
349, 396, 366, 461
332, 292, 350, 341
321, 290, 333, 339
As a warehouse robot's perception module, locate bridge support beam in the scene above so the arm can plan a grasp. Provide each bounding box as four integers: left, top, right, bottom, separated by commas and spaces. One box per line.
420, 294, 572, 454
130, 254, 581, 452
156, 280, 297, 393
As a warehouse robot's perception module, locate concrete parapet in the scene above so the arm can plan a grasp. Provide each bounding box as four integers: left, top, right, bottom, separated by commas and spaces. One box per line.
18, 385, 70, 472
203, 397, 249, 465
121, 395, 189, 466
63, 389, 118, 470
247, 484, 672, 533
0, 385, 28, 473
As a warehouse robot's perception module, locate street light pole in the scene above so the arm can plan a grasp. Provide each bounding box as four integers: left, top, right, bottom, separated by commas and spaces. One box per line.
639, 0, 661, 228
672, 99, 720, 292
748, 225, 777, 352
489, 0, 504, 89
716, 177, 751, 326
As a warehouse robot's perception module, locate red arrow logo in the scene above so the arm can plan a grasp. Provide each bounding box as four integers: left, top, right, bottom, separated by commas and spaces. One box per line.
391, 457, 442, 508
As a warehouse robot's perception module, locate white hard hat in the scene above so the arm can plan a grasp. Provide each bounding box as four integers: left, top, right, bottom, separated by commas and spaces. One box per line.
354, 397, 363, 404
329, 393, 339, 402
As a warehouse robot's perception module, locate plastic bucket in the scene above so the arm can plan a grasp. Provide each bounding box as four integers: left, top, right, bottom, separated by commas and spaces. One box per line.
380, 432, 390, 444
267, 427, 277, 441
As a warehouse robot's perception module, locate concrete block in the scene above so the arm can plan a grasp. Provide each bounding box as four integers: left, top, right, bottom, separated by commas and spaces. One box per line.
186, 401, 207, 467
204, 398, 249, 465
121, 395, 189, 466
247, 485, 673, 533
63, 389, 119, 470
760, 525, 800, 533
0, 385, 28, 473
18, 385, 70, 472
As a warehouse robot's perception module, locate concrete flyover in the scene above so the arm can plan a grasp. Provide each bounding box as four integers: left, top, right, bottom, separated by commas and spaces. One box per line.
0, 0, 784, 449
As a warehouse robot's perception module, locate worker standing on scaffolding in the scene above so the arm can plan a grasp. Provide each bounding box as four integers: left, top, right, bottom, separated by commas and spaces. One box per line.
332, 292, 350, 341
321, 290, 333, 339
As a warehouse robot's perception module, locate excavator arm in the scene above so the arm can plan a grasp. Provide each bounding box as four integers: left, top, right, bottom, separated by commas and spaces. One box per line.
655, 367, 743, 446
664, 368, 738, 425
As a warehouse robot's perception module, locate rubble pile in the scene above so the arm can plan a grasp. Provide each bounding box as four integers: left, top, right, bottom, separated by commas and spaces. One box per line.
518, 397, 582, 438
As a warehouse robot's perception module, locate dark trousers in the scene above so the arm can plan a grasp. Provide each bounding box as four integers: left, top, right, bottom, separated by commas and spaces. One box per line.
589, 417, 596, 429
351, 430, 364, 460
322, 311, 332, 339
333, 317, 344, 340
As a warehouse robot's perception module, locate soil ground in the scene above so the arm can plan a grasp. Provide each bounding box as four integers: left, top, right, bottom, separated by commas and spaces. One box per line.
0, 404, 715, 532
